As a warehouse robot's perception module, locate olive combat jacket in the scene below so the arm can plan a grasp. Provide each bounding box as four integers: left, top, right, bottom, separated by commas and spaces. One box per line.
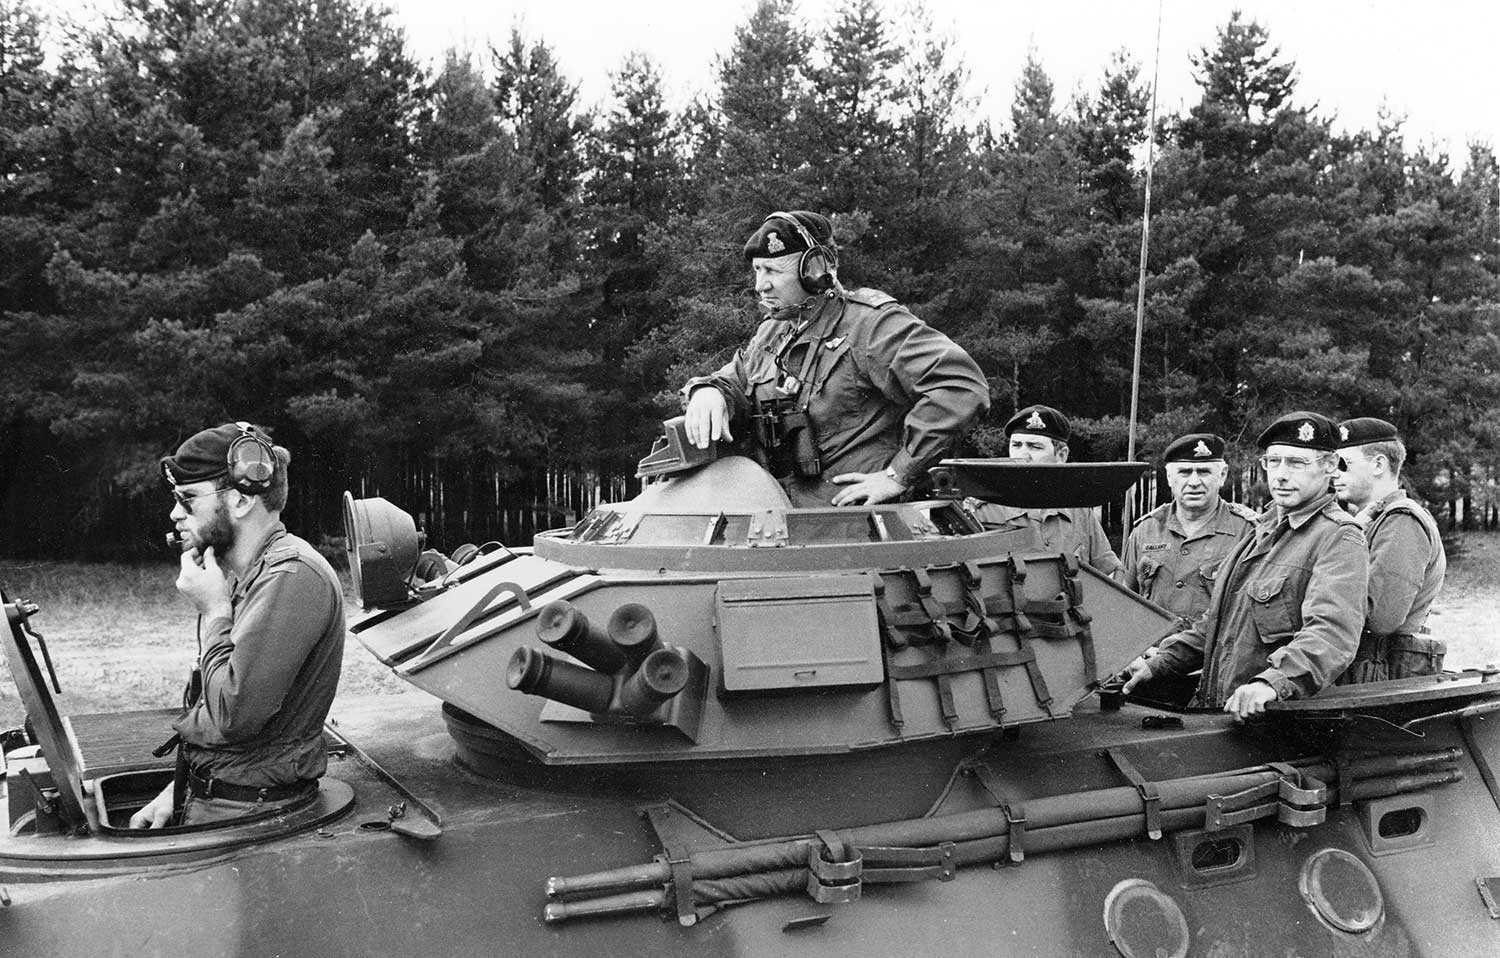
684, 288, 990, 507
1123, 498, 1257, 623
1339, 489, 1447, 683
175, 524, 345, 787
1151, 492, 1368, 707
1361, 490, 1445, 638
968, 503, 1123, 577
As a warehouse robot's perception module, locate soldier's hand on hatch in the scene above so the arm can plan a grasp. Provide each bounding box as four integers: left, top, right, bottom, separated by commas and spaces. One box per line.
129, 783, 176, 829
176, 546, 233, 621
829, 471, 907, 506
1223, 681, 1277, 721
683, 387, 732, 449
1119, 655, 1155, 694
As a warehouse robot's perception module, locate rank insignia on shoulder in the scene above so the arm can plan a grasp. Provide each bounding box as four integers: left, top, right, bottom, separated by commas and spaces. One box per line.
1229, 501, 1260, 520
264, 545, 300, 566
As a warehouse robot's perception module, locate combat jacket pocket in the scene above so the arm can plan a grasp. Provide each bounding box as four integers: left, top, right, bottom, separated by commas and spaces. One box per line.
1138, 556, 1162, 583
1247, 574, 1298, 644
1196, 559, 1222, 588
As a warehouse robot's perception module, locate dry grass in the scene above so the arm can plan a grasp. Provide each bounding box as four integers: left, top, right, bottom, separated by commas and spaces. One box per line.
3, 533, 1498, 728
1430, 531, 1500, 669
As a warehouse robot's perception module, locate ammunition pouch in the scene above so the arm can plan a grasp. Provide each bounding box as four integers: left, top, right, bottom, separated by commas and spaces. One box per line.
751, 397, 822, 480
1341, 631, 1447, 685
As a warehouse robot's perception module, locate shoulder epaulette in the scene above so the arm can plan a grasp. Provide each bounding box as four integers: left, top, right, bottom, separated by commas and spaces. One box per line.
1131, 503, 1169, 528
1227, 501, 1260, 521
1321, 501, 1360, 526
843, 287, 899, 309
263, 543, 304, 567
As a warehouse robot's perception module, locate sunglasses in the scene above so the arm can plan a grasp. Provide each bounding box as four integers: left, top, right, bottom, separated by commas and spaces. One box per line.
170, 486, 229, 511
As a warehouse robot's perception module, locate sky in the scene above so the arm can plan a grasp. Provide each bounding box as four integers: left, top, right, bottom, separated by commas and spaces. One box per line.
381, 0, 1499, 161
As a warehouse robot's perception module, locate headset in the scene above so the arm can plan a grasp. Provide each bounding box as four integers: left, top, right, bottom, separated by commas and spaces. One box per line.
765, 211, 838, 295
226, 422, 277, 495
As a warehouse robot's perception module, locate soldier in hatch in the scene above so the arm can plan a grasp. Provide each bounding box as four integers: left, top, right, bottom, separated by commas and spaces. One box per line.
1332, 417, 1447, 682
132, 422, 345, 828
966, 404, 1123, 576
1122, 433, 1257, 625
680, 210, 990, 507
1121, 412, 1368, 719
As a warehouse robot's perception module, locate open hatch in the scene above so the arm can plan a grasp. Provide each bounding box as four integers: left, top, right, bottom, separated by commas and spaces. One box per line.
2, 587, 353, 876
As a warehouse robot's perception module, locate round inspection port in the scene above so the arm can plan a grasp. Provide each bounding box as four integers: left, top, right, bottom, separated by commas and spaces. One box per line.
1299, 848, 1384, 934
1102, 878, 1190, 958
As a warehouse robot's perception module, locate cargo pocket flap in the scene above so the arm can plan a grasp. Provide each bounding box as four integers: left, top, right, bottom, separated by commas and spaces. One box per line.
1248, 575, 1288, 604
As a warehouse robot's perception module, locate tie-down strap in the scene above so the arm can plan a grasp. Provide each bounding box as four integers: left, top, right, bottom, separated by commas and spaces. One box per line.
1106, 748, 1163, 840
969, 761, 1028, 862
664, 846, 699, 926
877, 567, 1016, 728
877, 567, 955, 647
886, 648, 1039, 680
806, 830, 957, 903
1204, 762, 1329, 831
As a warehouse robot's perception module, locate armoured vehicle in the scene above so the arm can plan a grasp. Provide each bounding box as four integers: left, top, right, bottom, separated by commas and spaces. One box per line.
5, 421, 1500, 957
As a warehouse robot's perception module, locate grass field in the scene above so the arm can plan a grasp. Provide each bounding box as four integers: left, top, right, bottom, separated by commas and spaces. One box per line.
3, 533, 1498, 728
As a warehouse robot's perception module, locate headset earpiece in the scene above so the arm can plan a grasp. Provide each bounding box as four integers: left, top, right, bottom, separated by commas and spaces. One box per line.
765, 211, 838, 295
227, 422, 276, 495
798, 246, 835, 294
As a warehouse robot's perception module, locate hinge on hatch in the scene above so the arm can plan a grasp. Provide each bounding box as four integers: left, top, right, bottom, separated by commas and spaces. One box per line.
1477, 877, 1500, 919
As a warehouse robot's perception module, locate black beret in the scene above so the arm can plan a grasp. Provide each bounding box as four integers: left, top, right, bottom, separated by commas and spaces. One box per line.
1255, 411, 1338, 452
1162, 433, 1225, 463
743, 211, 833, 261
1337, 417, 1399, 447
1005, 404, 1070, 442
161, 422, 268, 484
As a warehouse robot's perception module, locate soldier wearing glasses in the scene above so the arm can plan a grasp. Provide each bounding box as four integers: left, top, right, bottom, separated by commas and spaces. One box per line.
1333, 417, 1447, 682
1122, 412, 1368, 719
681, 210, 989, 507
131, 422, 345, 828
1122, 433, 1257, 625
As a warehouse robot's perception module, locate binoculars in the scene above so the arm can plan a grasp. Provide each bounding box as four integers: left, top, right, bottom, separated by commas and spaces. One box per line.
751, 397, 822, 479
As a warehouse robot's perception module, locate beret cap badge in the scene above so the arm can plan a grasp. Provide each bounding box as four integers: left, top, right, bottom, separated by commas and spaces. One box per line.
1339, 425, 1350, 442
1256, 410, 1336, 450
1193, 440, 1211, 457
1026, 410, 1045, 429
766, 231, 784, 254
